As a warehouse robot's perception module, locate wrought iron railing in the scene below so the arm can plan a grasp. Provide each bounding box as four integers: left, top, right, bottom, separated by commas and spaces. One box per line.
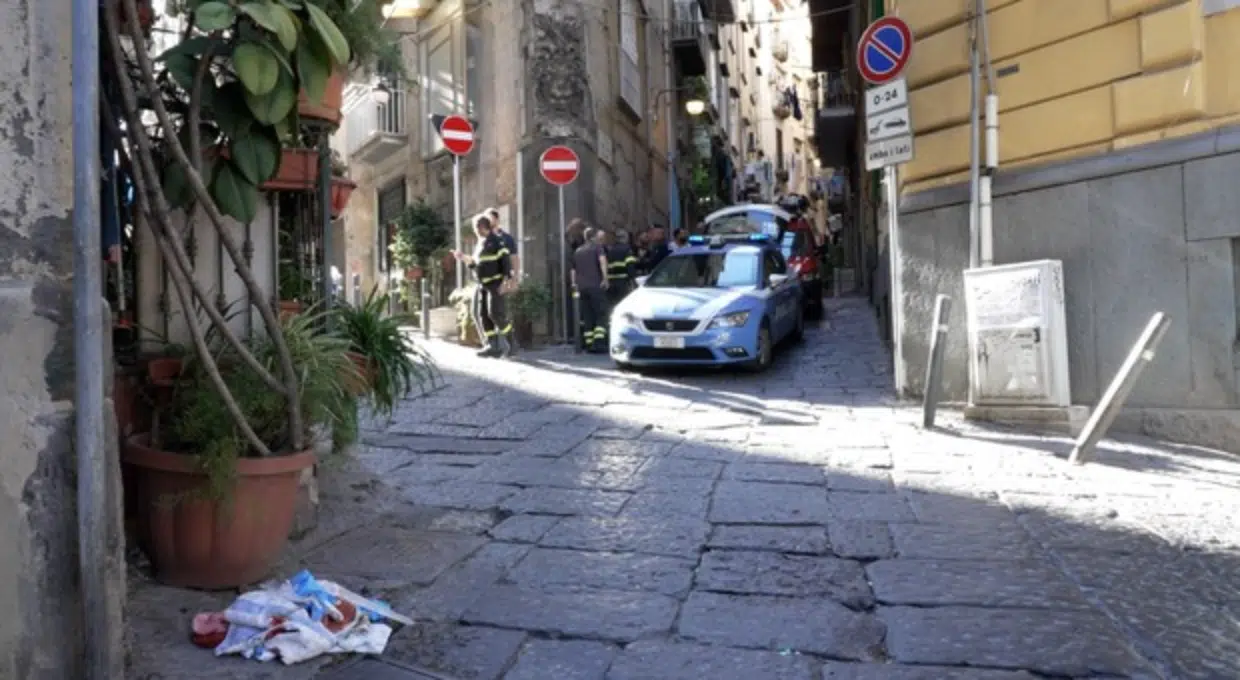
818, 71, 855, 109
672, 1, 703, 42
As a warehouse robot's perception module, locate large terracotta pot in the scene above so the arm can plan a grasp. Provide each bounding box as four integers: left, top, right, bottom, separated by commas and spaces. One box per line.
262, 148, 320, 192
298, 71, 345, 126
330, 177, 357, 217
278, 300, 304, 321
343, 351, 372, 396
147, 357, 183, 388
404, 266, 424, 281
123, 434, 315, 589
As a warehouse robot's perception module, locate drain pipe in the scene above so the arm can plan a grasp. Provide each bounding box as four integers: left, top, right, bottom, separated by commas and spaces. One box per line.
977, 0, 998, 267
965, 10, 981, 269
72, 0, 112, 676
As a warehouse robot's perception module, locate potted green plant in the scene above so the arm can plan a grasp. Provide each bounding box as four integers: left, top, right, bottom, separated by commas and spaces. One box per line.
299, 0, 406, 125
329, 150, 356, 216
510, 280, 552, 348
448, 284, 481, 347
390, 199, 450, 281
332, 286, 439, 419
129, 310, 357, 588
101, 0, 384, 588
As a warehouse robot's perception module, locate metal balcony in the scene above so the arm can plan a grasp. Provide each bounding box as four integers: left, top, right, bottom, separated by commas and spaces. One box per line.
672, 1, 708, 77
697, 0, 735, 23
343, 86, 408, 166
813, 71, 856, 168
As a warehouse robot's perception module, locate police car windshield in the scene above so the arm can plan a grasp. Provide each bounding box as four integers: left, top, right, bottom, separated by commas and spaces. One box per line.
645, 248, 761, 289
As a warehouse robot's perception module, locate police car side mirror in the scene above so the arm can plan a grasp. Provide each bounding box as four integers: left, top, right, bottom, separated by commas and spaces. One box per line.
634, 275, 649, 287
768, 273, 789, 287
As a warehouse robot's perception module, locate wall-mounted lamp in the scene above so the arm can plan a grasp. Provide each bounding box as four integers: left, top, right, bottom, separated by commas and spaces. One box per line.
372, 82, 392, 105
684, 99, 706, 116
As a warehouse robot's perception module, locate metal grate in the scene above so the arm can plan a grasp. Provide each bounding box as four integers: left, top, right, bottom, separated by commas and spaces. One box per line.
642, 319, 699, 332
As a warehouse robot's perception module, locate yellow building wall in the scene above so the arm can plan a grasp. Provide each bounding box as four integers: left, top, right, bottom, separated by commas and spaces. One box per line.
887, 0, 1240, 192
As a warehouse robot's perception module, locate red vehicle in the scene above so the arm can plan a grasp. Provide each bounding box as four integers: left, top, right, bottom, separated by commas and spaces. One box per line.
701, 200, 826, 318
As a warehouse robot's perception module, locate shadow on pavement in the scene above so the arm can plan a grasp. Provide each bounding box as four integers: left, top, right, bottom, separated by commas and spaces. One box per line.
124, 300, 1240, 680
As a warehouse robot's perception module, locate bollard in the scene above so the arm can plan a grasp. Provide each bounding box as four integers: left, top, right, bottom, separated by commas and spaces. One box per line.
921, 294, 951, 429
420, 278, 430, 340
1070, 312, 1171, 465
572, 288, 582, 353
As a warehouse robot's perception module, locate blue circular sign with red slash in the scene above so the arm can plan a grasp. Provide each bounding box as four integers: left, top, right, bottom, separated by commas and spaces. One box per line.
857, 16, 914, 85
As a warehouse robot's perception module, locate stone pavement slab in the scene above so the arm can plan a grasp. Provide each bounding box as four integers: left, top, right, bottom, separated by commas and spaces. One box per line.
124, 299, 1240, 680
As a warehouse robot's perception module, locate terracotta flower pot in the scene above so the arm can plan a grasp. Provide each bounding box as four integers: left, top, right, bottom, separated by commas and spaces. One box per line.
298, 70, 345, 126
278, 300, 303, 321
262, 148, 320, 192
343, 351, 372, 396
118, 0, 156, 32
404, 266, 423, 281
330, 177, 357, 217
123, 434, 315, 589
147, 357, 183, 387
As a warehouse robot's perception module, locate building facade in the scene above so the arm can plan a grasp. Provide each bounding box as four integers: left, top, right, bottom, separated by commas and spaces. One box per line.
874, 0, 1240, 450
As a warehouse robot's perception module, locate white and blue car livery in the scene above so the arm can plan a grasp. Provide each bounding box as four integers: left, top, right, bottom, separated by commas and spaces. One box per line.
609, 234, 804, 371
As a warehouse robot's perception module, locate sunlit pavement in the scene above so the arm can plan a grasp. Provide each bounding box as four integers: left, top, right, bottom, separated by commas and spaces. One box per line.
323, 297, 1239, 680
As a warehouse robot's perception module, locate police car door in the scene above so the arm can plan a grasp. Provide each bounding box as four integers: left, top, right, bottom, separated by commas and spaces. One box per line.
764, 249, 796, 338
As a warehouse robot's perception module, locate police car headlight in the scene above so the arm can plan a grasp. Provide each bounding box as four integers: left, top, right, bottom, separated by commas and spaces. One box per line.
614, 311, 640, 330
708, 311, 749, 329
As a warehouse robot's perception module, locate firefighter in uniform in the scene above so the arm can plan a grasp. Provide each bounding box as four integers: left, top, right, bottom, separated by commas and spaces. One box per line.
571, 227, 610, 352
455, 215, 513, 358
604, 229, 637, 306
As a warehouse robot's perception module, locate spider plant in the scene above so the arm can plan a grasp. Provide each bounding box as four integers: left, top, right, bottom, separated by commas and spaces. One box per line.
332, 286, 439, 419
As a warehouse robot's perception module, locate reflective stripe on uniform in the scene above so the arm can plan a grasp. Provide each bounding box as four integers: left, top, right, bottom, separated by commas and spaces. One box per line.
499, 324, 512, 334
477, 248, 510, 263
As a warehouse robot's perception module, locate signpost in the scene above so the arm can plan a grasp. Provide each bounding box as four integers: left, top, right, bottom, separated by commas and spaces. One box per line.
540, 145, 580, 343
859, 16, 915, 395
436, 114, 476, 288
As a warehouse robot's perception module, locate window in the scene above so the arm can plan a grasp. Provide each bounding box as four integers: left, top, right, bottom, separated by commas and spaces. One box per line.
647, 249, 762, 289
703, 210, 788, 239
376, 180, 406, 273
419, 14, 483, 157
779, 231, 805, 261
618, 0, 642, 116
765, 250, 787, 276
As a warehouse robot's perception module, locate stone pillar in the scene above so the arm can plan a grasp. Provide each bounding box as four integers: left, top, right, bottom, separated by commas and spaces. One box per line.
0, 0, 126, 677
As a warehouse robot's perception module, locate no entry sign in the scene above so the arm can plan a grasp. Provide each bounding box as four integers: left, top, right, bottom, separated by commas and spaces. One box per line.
438, 115, 475, 156
540, 145, 579, 186
857, 17, 913, 85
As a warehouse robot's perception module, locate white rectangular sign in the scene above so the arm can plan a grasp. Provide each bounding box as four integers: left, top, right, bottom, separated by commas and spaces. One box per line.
865, 134, 915, 170
864, 78, 908, 117
866, 106, 912, 142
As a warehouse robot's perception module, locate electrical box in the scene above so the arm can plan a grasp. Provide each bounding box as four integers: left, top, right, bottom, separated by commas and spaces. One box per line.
963, 260, 1072, 407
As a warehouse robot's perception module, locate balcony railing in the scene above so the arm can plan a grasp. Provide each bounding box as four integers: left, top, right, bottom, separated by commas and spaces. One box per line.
672, 1, 708, 77
344, 87, 408, 165
817, 71, 855, 110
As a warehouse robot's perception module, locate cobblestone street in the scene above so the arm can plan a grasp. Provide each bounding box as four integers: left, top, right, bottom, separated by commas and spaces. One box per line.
130, 299, 1240, 680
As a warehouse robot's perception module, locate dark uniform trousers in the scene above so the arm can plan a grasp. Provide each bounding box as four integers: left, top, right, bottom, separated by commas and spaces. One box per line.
578, 286, 608, 352
473, 283, 510, 348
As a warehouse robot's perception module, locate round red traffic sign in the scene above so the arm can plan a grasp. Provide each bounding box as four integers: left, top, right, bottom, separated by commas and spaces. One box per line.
857, 16, 913, 85
540, 145, 579, 186
439, 115, 475, 156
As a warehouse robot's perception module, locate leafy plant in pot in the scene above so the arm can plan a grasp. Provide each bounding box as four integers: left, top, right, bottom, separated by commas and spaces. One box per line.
329, 150, 356, 217
100, 0, 382, 588
332, 286, 440, 420
390, 199, 450, 283
136, 311, 358, 588
509, 281, 552, 348
300, 0, 406, 124
448, 284, 481, 347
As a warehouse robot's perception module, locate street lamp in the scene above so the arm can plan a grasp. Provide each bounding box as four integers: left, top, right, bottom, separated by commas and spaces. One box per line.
684, 99, 706, 116
372, 82, 392, 105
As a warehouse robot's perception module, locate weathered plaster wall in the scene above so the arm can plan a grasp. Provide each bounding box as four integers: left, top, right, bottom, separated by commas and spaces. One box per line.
0, 0, 124, 677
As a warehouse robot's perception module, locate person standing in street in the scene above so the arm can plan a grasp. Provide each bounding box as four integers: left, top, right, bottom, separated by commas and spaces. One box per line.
640, 224, 670, 274
605, 228, 637, 305
454, 215, 513, 358
488, 207, 519, 293
571, 227, 609, 352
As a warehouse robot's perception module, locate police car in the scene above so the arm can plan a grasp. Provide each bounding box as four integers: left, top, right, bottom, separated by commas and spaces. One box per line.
608, 233, 805, 372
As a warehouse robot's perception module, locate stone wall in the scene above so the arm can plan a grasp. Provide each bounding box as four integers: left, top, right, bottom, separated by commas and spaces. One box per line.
0, 0, 125, 677
896, 125, 1240, 452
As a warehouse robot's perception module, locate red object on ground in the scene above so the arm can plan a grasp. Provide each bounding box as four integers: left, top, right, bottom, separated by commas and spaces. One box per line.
190, 612, 229, 649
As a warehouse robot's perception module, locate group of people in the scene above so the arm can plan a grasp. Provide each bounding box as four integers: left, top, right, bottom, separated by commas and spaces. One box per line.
568, 221, 694, 353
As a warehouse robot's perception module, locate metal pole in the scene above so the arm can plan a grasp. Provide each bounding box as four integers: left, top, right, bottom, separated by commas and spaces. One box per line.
980, 94, 997, 266
965, 12, 981, 269
73, 0, 114, 674
516, 148, 525, 279
886, 166, 906, 395
420, 277, 430, 340
319, 133, 333, 311
572, 289, 582, 353
1070, 313, 1171, 465
557, 184, 568, 343
921, 295, 952, 429
453, 155, 463, 289
664, 0, 676, 230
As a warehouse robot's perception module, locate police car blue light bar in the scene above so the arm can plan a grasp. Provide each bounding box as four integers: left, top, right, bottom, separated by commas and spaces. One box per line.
747, 233, 771, 242
687, 235, 708, 244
